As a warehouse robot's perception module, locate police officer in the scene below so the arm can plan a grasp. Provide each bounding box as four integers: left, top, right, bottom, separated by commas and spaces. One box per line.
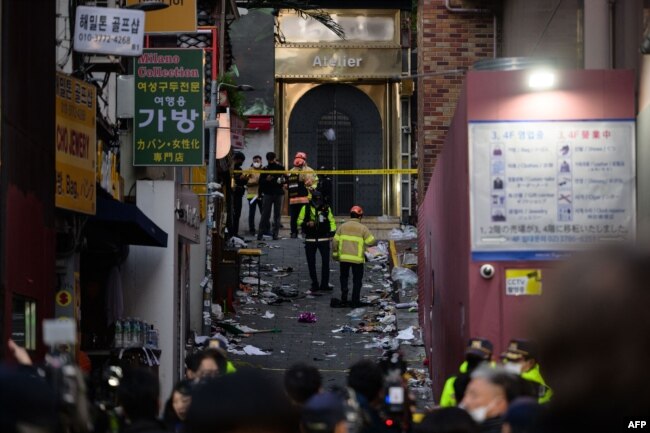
332, 205, 376, 308
501, 339, 552, 404
439, 337, 494, 407
298, 190, 336, 292
287, 151, 317, 238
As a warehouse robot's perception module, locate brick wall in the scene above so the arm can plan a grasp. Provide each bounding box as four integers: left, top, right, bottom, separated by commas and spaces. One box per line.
417, 0, 494, 201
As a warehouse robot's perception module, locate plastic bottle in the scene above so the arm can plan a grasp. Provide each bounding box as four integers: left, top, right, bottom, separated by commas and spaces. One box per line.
133, 318, 142, 348
124, 317, 132, 348
114, 318, 123, 348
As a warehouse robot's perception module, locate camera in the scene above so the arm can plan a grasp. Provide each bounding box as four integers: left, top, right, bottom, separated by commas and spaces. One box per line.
479, 264, 495, 279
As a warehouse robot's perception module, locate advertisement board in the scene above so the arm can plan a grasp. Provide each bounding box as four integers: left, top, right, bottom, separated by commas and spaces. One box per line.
74, 6, 144, 56
470, 120, 635, 260
55, 72, 97, 215
133, 49, 204, 166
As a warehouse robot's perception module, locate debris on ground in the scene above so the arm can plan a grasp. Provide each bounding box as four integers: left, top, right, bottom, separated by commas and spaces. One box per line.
298, 312, 317, 323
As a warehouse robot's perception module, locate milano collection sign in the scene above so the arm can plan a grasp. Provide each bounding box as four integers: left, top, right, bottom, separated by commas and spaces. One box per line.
133, 49, 204, 166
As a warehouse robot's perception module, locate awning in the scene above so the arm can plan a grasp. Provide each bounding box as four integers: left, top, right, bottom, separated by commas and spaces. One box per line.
88, 196, 168, 247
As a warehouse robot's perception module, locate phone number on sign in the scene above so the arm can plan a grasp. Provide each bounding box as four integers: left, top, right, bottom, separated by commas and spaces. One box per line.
78, 33, 134, 45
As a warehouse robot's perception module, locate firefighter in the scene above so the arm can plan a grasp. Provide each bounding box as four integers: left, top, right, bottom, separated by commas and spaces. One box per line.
332, 205, 376, 308
287, 151, 317, 238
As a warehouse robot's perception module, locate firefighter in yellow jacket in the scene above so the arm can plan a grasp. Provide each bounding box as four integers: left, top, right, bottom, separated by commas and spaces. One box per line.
287, 151, 317, 238
332, 205, 376, 308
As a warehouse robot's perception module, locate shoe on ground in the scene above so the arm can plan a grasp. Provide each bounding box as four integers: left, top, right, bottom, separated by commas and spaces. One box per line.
319, 285, 333, 291
349, 301, 371, 308
273, 234, 279, 240
290, 233, 298, 239
330, 298, 349, 308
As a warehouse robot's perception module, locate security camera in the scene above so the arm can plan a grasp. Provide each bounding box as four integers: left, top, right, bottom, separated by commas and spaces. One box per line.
479, 264, 495, 279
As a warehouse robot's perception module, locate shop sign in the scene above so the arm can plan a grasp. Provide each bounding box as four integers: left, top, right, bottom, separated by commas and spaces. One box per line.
470, 120, 635, 261
73, 6, 144, 56
133, 49, 204, 166
55, 72, 97, 215
505, 269, 542, 296
275, 47, 401, 79
126, 0, 197, 33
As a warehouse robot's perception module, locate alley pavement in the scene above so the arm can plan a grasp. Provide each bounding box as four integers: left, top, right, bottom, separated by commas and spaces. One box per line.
220, 231, 434, 410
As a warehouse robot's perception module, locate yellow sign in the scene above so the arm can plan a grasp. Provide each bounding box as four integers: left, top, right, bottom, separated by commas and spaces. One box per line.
505, 269, 542, 296
55, 72, 96, 215
126, 0, 197, 33
56, 290, 73, 307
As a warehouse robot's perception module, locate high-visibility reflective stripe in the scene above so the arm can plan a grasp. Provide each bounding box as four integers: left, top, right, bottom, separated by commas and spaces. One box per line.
339, 253, 364, 263
234, 168, 417, 175
365, 234, 375, 245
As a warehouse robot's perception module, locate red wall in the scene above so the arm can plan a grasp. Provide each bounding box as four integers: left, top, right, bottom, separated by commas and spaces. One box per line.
418, 69, 635, 400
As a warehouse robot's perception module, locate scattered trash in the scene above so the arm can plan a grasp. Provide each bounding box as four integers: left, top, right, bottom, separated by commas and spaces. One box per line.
243, 345, 272, 355
332, 325, 356, 333
227, 236, 248, 248
391, 266, 418, 289
242, 277, 269, 286
298, 312, 317, 323
396, 302, 419, 309
262, 310, 275, 319
278, 286, 299, 297
312, 341, 326, 345
401, 253, 418, 267
347, 308, 367, 318
396, 326, 416, 340
211, 304, 224, 320
325, 353, 337, 358
388, 225, 417, 240
379, 314, 396, 324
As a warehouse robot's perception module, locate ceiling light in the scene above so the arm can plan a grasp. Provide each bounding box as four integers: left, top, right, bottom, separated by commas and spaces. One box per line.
528, 70, 556, 90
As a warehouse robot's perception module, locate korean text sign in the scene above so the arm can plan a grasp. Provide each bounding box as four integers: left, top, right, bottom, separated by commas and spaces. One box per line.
55, 72, 97, 215
134, 49, 204, 166
469, 120, 635, 261
74, 6, 144, 56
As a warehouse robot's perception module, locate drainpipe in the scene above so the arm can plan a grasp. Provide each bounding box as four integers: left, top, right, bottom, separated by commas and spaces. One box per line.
444, 0, 497, 58
609, 0, 616, 69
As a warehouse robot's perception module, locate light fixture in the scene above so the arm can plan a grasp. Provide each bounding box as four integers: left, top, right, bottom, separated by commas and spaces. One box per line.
125, 0, 169, 12
528, 69, 556, 90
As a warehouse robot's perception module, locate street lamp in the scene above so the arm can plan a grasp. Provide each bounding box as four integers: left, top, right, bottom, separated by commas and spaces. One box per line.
202, 80, 254, 335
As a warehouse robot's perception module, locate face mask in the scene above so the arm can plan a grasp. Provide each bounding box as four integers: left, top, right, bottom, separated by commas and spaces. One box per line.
467, 405, 489, 423
504, 362, 523, 375
253, 162, 261, 168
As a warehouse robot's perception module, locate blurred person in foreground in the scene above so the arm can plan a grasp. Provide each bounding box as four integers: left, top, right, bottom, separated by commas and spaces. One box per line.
501, 397, 540, 433
414, 407, 478, 433
118, 367, 168, 433
284, 362, 323, 406
186, 368, 299, 433
528, 245, 650, 432
163, 379, 193, 433
439, 337, 494, 407
0, 341, 58, 433
458, 366, 522, 433
347, 359, 391, 433
301, 391, 349, 433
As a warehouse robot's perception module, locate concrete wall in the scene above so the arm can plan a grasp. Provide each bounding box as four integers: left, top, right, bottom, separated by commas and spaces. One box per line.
419, 69, 635, 398
122, 181, 179, 401
638, 56, 650, 241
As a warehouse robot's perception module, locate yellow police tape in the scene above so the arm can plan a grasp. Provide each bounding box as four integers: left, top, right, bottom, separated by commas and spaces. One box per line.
234, 168, 417, 175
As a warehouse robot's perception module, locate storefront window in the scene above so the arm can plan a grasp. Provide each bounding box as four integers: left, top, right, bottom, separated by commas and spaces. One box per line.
12, 296, 36, 350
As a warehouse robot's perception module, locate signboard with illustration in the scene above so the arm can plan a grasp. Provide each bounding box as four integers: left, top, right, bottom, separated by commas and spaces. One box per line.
55, 72, 97, 215
133, 49, 204, 166
470, 120, 635, 261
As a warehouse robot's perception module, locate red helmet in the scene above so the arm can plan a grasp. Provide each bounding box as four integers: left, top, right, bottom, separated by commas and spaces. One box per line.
350, 205, 364, 216
294, 151, 307, 160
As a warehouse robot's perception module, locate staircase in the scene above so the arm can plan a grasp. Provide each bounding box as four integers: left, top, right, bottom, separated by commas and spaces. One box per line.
278, 215, 401, 240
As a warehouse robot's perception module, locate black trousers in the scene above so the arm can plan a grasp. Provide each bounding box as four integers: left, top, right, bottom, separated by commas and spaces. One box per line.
289, 203, 305, 235
248, 197, 262, 232
305, 241, 330, 290
232, 191, 244, 236
259, 194, 283, 236
339, 262, 364, 303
